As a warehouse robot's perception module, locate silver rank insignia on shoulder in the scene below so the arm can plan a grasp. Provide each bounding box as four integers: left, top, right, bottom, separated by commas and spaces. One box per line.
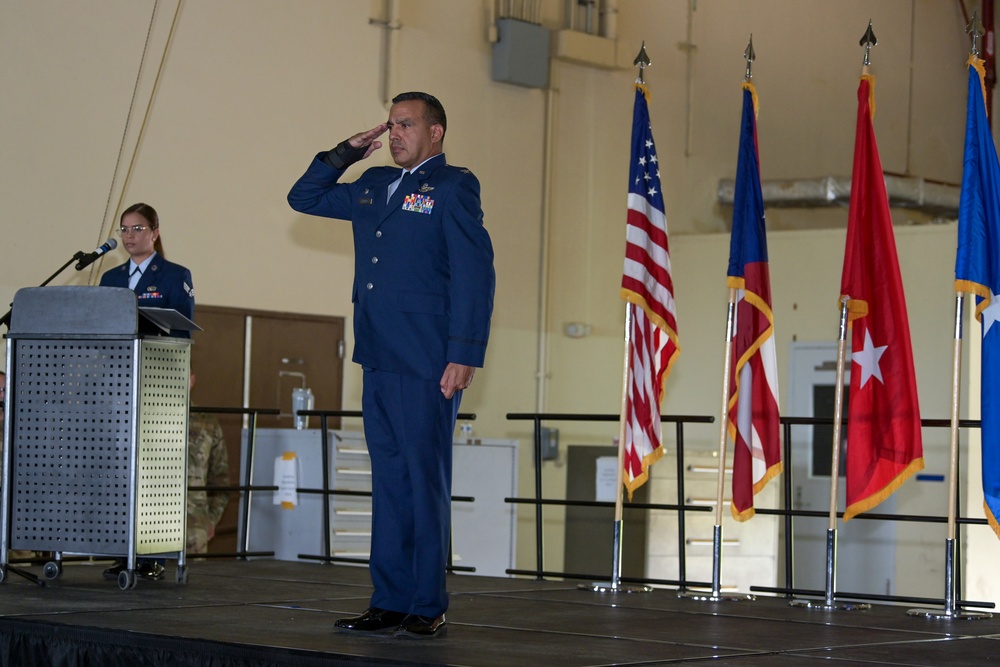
184, 281, 194, 297
419, 184, 434, 193
460, 168, 471, 174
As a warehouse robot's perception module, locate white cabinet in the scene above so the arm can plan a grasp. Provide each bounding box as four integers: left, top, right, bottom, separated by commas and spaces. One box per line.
238, 429, 518, 577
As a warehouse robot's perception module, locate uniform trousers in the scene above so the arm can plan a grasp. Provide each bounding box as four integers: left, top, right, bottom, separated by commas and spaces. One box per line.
362, 367, 460, 617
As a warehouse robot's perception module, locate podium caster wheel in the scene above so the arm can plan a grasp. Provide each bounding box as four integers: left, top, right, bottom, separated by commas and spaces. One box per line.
118, 569, 137, 591
176, 565, 188, 585
43, 561, 62, 580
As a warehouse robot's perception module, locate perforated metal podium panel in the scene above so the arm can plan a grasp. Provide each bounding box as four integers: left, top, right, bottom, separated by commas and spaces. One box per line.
7, 338, 189, 557
135, 343, 189, 554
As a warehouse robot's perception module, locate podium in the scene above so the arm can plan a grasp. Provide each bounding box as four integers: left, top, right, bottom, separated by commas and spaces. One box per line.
0, 286, 195, 589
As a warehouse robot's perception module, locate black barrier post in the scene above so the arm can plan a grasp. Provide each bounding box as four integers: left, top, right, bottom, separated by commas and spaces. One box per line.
674, 420, 688, 591
782, 419, 795, 597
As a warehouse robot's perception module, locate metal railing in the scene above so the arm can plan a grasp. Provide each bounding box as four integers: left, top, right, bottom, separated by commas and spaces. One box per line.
507, 412, 995, 609
209, 409, 477, 573
505, 412, 714, 589
189, 406, 280, 560
749, 416, 993, 609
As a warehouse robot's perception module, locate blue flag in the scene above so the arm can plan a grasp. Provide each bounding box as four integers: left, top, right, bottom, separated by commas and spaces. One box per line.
955, 56, 1000, 539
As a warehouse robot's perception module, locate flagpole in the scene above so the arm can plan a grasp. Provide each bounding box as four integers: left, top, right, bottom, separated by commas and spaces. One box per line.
680, 289, 750, 602
582, 302, 652, 595
582, 303, 633, 593
908, 295, 988, 619
711, 291, 737, 595
682, 39, 761, 604
909, 13, 992, 620
794, 22, 908, 614
583, 44, 657, 596
791, 298, 866, 610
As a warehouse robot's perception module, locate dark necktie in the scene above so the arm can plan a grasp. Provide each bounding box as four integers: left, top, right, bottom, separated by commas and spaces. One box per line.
389, 170, 418, 202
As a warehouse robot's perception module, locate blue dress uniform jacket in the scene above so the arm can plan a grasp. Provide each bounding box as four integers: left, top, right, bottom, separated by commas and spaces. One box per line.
287, 152, 495, 380
99, 253, 195, 338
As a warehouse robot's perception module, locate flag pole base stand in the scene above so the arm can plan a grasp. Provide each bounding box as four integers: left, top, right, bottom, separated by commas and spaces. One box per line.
789, 598, 870, 611
905, 541, 993, 619
906, 607, 992, 620
677, 589, 754, 602
578, 582, 654, 594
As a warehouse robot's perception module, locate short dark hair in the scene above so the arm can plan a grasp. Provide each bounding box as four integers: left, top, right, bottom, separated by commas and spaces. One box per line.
121, 202, 159, 230
392, 91, 447, 140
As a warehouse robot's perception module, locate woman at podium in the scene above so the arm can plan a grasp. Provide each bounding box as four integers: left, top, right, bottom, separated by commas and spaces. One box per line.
98, 202, 195, 339
98, 202, 196, 581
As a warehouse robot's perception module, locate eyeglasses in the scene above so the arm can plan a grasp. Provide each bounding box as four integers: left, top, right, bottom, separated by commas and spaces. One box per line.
118, 225, 150, 236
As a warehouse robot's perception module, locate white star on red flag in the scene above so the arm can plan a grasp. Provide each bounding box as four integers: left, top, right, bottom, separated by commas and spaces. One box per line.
852, 327, 887, 389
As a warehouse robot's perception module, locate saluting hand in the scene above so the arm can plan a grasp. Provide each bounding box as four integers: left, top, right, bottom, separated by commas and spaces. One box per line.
348, 123, 389, 160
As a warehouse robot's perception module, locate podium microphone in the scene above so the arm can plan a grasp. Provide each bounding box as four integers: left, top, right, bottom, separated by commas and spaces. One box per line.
74, 238, 118, 271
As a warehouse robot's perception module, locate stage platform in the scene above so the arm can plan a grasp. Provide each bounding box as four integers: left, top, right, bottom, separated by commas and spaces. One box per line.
0, 559, 997, 666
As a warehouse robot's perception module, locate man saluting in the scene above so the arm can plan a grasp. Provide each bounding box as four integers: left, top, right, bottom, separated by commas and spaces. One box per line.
288, 91, 495, 639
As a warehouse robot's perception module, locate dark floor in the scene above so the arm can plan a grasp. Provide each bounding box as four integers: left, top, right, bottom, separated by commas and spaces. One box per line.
0, 559, 997, 666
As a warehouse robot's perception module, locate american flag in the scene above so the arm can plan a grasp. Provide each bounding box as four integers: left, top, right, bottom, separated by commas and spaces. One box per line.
620, 83, 680, 499
727, 82, 782, 522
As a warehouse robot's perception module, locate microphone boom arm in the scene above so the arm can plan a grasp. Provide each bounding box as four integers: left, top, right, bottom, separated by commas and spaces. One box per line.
0, 250, 93, 330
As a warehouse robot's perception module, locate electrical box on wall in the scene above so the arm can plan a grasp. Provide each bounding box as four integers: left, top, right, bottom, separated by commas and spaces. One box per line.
541, 426, 559, 461
492, 18, 549, 89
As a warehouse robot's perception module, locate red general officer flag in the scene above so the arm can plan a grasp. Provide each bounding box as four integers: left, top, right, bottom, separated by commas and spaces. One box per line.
840, 74, 924, 521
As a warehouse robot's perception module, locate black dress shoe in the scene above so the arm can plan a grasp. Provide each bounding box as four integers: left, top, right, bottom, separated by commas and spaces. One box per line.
102, 559, 126, 580
136, 560, 165, 581
394, 614, 447, 639
102, 559, 164, 581
334, 607, 408, 633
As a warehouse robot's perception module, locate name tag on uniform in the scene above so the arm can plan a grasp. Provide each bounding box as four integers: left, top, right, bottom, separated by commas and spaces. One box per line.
358, 197, 373, 205
402, 193, 434, 214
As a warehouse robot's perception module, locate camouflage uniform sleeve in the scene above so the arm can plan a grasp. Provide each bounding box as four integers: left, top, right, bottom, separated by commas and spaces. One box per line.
205, 416, 230, 526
